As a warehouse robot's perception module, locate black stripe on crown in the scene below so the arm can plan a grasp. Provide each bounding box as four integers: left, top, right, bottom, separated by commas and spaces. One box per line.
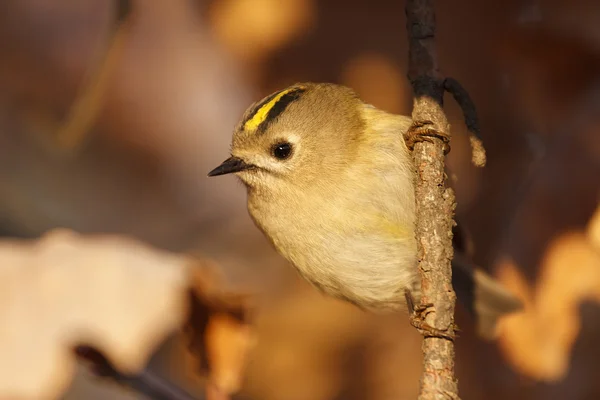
259, 88, 306, 133
242, 90, 283, 129
241, 86, 306, 133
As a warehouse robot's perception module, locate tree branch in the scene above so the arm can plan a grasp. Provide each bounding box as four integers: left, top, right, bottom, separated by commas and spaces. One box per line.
443, 77, 486, 167
405, 0, 459, 399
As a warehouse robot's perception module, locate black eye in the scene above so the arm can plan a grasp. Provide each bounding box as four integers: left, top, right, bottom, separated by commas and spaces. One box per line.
272, 142, 293, 160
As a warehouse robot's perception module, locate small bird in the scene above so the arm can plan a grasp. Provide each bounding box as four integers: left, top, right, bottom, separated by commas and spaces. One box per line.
208, 82, 521, 339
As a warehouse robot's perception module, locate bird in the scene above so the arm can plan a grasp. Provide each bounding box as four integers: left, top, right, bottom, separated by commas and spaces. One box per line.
208, 82, 521, 339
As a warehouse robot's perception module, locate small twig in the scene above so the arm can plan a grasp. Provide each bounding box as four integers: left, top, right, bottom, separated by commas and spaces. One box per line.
55, 0, 132, 150
76, 346, 201, 400
405, 0, 460, 399
444, 77, 487, 167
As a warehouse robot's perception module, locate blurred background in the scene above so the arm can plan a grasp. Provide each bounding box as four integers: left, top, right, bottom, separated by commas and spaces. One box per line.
1, 0, 600, 399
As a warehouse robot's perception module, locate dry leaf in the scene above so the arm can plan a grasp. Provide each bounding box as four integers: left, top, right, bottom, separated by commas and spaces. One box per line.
587, 202, 600, 250
0, 229, 258, 400
184, 264, 257, 400
497, 205, 600, 381
204, 313, 254, 400
0, 229, 191, 399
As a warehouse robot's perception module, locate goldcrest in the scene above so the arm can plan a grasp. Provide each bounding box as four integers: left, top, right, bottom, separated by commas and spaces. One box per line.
209, 83, 521, 338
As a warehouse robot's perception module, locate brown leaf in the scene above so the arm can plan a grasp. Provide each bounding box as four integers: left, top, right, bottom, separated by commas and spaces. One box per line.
588, 202, 600, 250
496, 205, 600, 381
204, 312, 254, 399
0, 229, 192, 399
0, 229, 203, 400
184, 263, 257, 400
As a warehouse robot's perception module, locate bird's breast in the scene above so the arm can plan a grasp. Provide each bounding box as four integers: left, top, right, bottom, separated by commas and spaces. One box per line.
247, 181, 419, 311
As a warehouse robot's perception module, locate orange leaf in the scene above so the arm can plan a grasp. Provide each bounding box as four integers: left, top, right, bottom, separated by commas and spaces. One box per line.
497, 206, 600, 380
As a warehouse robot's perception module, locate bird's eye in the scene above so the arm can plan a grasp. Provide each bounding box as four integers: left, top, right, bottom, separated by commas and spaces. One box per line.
272, 142, 293, 160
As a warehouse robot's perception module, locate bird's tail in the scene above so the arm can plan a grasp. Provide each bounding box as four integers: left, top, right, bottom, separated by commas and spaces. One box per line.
452, 253, 522, 340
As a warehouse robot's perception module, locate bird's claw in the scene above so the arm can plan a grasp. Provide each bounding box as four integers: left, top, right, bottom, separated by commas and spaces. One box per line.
404, 121, 451, 154
404, 290, 456, 341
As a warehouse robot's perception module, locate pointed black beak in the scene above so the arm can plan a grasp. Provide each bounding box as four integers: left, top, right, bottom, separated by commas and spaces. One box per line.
207, 156, 254, 177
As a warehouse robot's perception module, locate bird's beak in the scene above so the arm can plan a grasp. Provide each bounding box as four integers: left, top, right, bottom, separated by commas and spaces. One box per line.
207, 156, 254, 177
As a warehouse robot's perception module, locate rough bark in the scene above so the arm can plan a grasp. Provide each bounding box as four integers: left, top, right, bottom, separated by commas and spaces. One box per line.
405, 0, 459, 399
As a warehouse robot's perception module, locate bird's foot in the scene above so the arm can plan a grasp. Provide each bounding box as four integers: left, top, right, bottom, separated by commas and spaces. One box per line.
403, 120, 451, 154
404, 290, 456, 341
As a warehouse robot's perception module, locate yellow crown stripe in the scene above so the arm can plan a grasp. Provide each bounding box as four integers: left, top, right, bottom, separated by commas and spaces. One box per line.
244, 88, 298, 131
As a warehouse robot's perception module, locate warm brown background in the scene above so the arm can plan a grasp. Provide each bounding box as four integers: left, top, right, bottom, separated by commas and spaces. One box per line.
1, 0, 599, 399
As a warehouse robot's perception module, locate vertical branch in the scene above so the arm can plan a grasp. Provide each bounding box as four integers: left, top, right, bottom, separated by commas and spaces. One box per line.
405, 0, 459, 399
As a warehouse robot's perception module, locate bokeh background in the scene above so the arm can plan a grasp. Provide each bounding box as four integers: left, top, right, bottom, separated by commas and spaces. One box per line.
1, 0, 600, 399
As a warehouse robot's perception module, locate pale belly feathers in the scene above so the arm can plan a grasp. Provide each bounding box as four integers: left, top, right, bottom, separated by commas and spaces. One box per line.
247, 150, 418, 311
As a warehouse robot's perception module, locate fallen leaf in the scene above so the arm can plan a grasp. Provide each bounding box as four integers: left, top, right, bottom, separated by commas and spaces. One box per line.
183, 263, 257, 400
0, 229, 257, 400
204, 312, 254, 400
587, 201, 600, 250
0, 229, 191, 399
497, 205, 600, 380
